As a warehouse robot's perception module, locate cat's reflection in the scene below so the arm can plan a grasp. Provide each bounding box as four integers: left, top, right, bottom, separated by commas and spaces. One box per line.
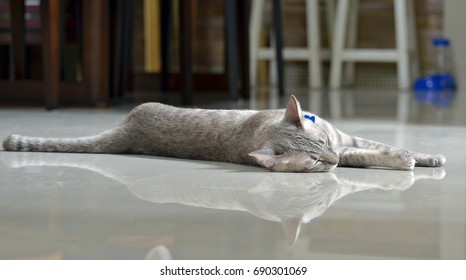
2, 152, 445, 246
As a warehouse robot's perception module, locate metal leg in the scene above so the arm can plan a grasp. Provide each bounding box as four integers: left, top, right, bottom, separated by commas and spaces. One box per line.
11, 0, 26, 80
179, 0, 193, 105
113, 0, 124, 100
41, 0, 60, 110
325, 0, 335, 47
394, 0, 410, 123
329, 0, 350, 119
249, 0, 263, 102
237, 0, 250, 100
407, 0, 419, 80
160, 0, 173, 97
329, 0, 349, 89
225, 0, 239, 101
394, 0, 409, 89
306, 0, 322, 89
344, 0, 359, 85
121, 0, 133, 98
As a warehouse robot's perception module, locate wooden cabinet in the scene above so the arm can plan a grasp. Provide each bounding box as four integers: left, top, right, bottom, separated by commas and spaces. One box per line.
0, 0, 127, 108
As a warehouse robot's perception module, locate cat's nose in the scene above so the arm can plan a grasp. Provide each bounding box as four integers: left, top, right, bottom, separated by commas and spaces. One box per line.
321, 150, 339, 165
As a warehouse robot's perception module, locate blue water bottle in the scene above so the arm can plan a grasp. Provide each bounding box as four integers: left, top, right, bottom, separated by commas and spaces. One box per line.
413, 37, 456, 107
433, 38, 453, 75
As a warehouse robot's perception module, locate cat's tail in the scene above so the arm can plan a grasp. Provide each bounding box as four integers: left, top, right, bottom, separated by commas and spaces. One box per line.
2, 129, 130, 154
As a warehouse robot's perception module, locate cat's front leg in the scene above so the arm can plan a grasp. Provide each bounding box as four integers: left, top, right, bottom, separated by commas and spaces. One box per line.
337, 147, 415, 170
347, 137, 445, 168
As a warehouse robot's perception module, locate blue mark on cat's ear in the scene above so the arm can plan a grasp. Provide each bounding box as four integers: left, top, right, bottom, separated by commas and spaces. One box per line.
304, 114, 315, 123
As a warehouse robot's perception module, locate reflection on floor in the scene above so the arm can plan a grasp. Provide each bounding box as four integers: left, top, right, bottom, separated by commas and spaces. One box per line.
0, 90, 465, 259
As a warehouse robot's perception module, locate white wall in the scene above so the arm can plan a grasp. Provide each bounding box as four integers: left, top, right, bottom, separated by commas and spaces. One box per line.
445, 0, 466, 90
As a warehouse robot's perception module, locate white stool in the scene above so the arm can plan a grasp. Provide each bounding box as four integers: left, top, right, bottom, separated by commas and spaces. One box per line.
329, 0, 419, 119
250, 0, 332, 110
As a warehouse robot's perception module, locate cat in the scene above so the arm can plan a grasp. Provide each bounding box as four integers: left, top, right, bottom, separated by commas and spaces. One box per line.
2, 95, 446, 172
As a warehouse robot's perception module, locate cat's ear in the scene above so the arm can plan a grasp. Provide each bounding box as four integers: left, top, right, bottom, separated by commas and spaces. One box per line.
282, 217, 302, 246
283, 95, 304, 128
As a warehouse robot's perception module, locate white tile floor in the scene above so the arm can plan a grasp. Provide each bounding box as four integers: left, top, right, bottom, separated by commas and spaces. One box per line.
0, 93, 465, 259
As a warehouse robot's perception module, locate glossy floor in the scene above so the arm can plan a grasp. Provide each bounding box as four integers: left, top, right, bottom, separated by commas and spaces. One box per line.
1, 93, 465, 259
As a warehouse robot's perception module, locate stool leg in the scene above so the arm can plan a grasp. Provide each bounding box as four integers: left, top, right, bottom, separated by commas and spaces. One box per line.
179, 0, 193, 105
41, 0, 60, 110
329, 0, 349, 89
237, 0, 250, 100
272, 0, 285, 97
394, 0, 409, 89
306, 0, 322, 89
394, 0, 411, 122
121, 0, 133, 98
249, 0, 263, 102
11, 0, 26, 80
325, 0, 336, 47
268, 33, 277, 86
160, 0, 173, 96
329, 0, 350, 119
407, 0, 419, 79
343, 0, 358, 85
343, 0, 358, 117
225, 0, 239, 101
306, 0, 322, 114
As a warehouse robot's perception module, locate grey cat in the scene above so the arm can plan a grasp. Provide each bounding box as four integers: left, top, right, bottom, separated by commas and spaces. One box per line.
2, 95, 445, 172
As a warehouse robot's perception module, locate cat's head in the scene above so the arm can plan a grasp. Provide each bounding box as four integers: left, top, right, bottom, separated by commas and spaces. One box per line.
249, 95, 339, 172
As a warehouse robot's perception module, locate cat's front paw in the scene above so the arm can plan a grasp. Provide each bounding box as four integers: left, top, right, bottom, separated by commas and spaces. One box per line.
414, 154, 446, 167
428, 154, 446, 167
